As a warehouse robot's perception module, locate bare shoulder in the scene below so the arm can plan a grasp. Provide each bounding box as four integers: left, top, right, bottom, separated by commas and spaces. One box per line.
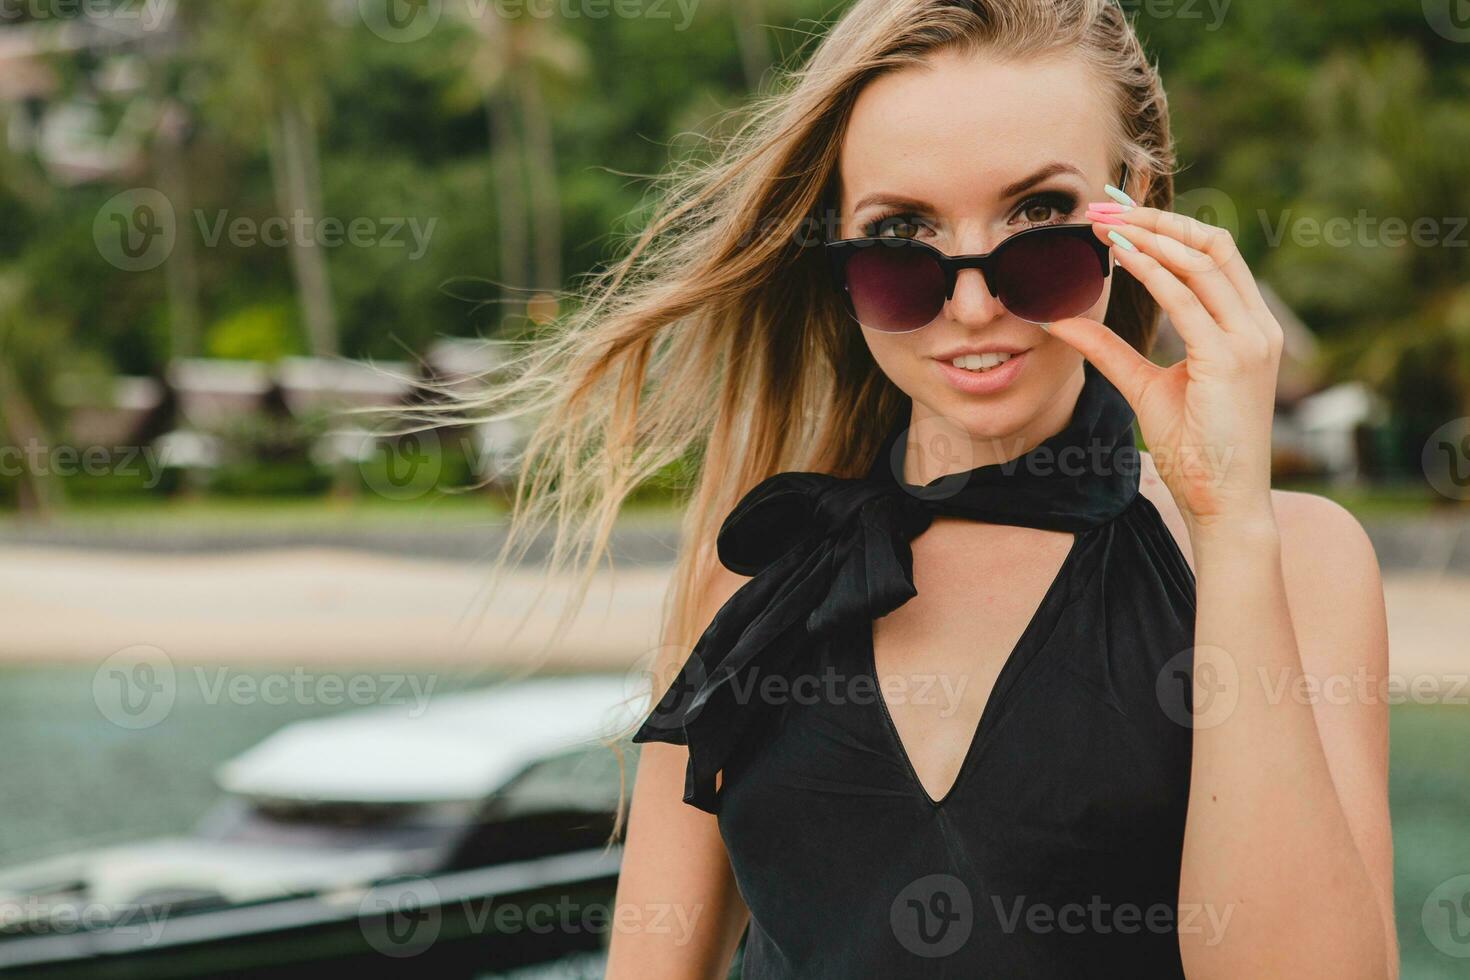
701, 562, 751, 618
1269, 490, 1388, 662
1139, 452, 1381, 574
1137, 453, 1386, 665
1270, 489, 1381, 583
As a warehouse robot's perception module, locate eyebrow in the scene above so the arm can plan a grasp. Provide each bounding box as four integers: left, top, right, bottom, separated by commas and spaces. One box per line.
998, 160, 1086, 199
850, 161, 1087, 215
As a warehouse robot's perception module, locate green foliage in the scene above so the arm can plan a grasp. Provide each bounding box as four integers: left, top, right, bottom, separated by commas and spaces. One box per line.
1, 0, 1468, 510
204, 302, 300, 362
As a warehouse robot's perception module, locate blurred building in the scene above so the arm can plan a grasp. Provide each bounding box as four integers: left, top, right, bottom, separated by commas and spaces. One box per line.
0, 0, 180, 184
1154, 281, 1382, 482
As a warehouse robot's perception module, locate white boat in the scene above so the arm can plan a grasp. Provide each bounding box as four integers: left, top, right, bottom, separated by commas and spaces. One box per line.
0, 674, 646, 978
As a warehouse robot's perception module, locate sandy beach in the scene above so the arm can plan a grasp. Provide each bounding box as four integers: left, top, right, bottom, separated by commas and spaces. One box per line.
0, 546, 1464, 689
0, 546, 670, 673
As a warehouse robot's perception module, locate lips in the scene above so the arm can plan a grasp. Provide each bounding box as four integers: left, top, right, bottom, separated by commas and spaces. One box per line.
931, 348, 1029, 395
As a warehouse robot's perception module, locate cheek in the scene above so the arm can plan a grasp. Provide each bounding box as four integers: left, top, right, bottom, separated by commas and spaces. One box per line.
860, 331, 928, 386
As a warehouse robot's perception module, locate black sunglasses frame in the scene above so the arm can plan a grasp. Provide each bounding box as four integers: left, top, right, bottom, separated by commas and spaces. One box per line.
823, 222, 1114, 329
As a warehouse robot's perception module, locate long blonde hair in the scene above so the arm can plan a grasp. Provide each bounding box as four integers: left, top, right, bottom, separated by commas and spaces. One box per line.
457, 0, 1175, 773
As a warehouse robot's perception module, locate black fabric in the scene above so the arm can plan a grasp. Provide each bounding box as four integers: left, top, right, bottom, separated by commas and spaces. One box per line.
631, 361, 1198, 977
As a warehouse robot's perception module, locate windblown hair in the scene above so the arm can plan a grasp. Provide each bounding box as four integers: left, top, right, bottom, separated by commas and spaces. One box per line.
452, 0, 1174, 819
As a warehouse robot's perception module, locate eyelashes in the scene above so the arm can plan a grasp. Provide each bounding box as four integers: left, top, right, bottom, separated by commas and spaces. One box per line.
1017, 190, 1079, 225
860, 189, 1080, 239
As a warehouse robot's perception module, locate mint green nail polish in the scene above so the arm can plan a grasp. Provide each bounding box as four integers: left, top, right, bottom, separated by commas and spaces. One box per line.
1107, 230, 1137, 252
1103, 184, 1137, 208
1039, 322, 1052, 332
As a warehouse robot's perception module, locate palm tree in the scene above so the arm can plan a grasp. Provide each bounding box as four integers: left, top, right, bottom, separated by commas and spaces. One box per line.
729, 0, 773, 91
194, 0, 344, 358
449, 2, 586, 322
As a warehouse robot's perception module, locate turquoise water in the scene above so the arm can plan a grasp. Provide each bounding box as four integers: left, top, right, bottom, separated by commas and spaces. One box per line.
1, 667, 1466, 975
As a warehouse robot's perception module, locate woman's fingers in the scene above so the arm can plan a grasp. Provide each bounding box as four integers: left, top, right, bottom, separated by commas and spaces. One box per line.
1134, 209, 1271, 320
1099, 233, 1229, 360
1089, 219, 1258, 341
1042, 316, 1161, 408
1093, 207, 1280, 341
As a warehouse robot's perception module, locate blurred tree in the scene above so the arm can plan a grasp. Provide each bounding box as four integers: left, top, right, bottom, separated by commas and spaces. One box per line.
448, 1, 587, 321
728, 0, 772, 91
0, 274, 68, 516
193, 0, 344, 358
1265, 43, 1470, 420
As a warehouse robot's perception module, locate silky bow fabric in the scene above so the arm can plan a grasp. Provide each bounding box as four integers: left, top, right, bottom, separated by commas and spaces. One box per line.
632, 362, 1141, 813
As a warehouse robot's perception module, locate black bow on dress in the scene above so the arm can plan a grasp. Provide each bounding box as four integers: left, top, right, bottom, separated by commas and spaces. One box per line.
632, 362, 1140, 814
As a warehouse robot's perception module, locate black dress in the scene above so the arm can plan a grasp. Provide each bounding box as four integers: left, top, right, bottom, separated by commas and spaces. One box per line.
632, 363, 1198, 978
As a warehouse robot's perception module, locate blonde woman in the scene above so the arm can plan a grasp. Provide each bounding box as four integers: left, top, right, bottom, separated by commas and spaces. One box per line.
482, 0, 1395, 975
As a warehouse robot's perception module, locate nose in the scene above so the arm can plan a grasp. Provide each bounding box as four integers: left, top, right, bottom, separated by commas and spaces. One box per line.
944, 266, 1007, 327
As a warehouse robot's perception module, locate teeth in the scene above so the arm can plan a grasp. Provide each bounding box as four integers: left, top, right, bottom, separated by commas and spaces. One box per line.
951, 352, 1013, 372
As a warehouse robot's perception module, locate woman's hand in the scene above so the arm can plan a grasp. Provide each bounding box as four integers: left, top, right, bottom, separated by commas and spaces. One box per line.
1046, 202, 1284, 539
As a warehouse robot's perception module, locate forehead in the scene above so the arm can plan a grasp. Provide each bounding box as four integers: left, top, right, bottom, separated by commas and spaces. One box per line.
838, 48, 1116, 208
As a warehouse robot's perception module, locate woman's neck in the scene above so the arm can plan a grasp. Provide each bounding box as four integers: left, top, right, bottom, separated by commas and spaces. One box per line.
900, 366, 1088, 485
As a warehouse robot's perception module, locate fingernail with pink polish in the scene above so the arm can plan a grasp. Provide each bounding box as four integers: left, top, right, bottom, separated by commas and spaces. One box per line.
1086, 210, 1125, 226
1088, 202, 1129, 214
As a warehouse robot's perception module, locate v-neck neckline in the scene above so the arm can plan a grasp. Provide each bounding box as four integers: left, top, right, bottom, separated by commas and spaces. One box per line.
864, 531, 1083, 807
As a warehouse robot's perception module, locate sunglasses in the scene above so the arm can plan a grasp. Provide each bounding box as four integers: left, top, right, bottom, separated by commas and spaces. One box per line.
824, 222, 1114, 333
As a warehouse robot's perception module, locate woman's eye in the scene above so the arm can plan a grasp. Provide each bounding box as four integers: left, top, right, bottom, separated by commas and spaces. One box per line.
1022, 202, 1057, 223
1015, 192, 1077, 226
865, 214, 925, 239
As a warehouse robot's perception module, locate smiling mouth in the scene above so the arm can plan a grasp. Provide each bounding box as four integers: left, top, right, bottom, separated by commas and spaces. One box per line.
947, 352, 1015, 373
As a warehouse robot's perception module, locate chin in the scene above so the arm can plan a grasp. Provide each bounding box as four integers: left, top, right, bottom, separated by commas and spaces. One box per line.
921, 387, 1044, 443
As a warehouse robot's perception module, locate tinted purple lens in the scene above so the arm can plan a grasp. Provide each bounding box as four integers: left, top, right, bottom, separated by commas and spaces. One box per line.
992, 230, 1104, 323
844, 244, 947, 333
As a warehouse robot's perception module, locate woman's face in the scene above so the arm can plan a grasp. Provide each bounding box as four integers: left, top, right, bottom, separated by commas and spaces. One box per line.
836, 48, 1122, 462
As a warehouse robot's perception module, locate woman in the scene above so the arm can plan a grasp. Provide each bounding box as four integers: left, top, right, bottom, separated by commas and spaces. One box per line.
484, 0, 1395, 975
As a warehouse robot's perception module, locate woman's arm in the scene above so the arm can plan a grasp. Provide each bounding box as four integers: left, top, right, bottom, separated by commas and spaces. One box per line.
1051, 207, 1395, 977
1273, 491, 1396, 972
1177, 492, 1394, 978
606, 565, 751, 979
